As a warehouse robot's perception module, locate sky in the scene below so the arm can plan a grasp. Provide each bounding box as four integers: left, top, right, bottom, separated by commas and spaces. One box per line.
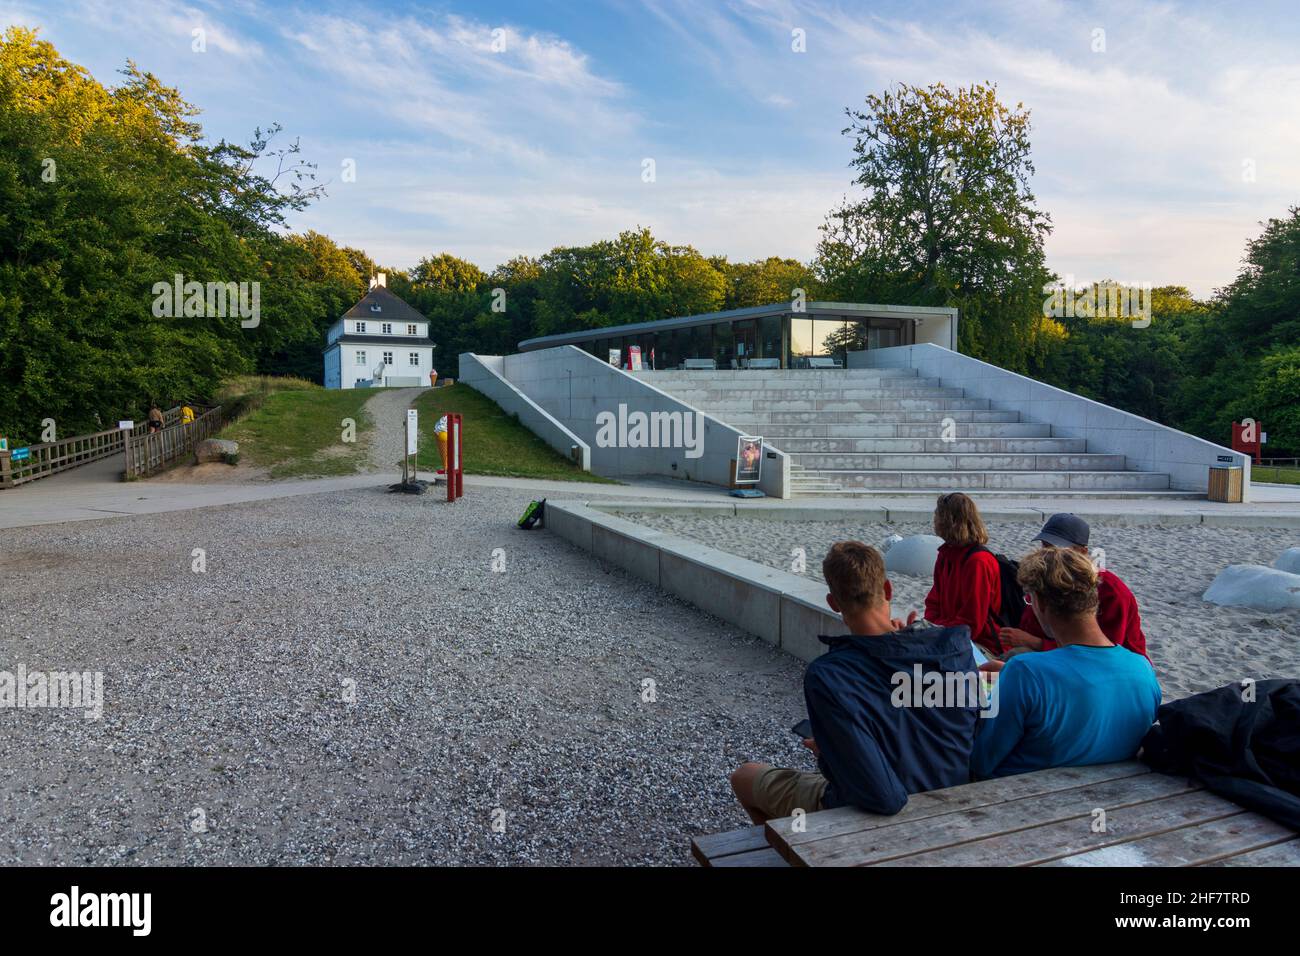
5, 0, 1300, 298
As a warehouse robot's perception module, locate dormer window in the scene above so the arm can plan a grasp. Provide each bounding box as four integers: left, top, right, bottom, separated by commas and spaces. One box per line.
407, 324, 417, 335
370, 304, 382, 313
355, 321, 366, 333
382, 323, 392, 334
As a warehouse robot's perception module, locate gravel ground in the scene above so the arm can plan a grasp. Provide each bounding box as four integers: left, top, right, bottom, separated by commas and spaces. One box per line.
362, 387, 429, 472
0, 485, 811, 866
619, 511, 1300, 701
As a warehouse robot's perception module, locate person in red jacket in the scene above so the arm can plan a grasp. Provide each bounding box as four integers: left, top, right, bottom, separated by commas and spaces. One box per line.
924, 492, 1003, 654
998, 513, 1149, 659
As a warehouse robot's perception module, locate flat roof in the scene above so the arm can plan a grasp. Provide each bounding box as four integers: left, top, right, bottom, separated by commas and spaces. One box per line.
516, 301, 957, 352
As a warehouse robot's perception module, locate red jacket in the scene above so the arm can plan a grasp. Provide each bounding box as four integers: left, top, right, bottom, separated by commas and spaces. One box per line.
1018, 568, 1148, 658
925, 543, 1002, 653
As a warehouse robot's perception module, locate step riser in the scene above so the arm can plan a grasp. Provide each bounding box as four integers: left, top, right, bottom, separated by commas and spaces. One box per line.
755, 411, 1022, 424
643, 376, 942, 391
686, 398, 991, 413
736, 423, 1054, 439
656, 387, 965, 402
771, 438, 1086, 454
788, 453, 1126, 472
799, 472, 1171, 491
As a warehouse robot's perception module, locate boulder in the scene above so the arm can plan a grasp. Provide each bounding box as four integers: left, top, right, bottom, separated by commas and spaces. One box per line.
884, 534, 945, 577
195, 438, 238, 463
1203, 564, 1300, 612
1274, 547, 1300, 575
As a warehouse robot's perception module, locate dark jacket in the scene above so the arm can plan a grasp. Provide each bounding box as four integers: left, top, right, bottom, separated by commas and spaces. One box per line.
805, 625, 980, 815
1141, 679, 1300, 832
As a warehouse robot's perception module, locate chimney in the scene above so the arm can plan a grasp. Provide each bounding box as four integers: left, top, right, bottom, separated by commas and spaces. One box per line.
369, 272, 387, 290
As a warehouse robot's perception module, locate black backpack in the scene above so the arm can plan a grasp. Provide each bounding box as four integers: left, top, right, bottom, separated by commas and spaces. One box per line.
517, 499, 546, 530
964, 544, 1024, 629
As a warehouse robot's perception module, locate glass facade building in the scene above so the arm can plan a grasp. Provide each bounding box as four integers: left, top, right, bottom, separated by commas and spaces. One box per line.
516, 302, 958, 369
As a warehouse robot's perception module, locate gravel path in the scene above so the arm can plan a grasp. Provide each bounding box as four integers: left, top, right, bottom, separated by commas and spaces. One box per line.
618, 511, 1300, 701
362, 387, 429, 473
0, 485, 809, 865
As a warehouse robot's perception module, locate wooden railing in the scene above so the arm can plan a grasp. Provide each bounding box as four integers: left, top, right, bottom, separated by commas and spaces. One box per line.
0, 427, 129, 488
123, 406, 225, 480
0, 406, 214, 489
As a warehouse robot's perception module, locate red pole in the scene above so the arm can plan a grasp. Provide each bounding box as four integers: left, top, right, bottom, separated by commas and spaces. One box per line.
446, 413, 464, 501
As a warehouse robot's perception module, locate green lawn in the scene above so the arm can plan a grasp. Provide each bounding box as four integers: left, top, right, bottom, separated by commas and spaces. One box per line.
218, 382, 373, 479
1253, 465, 1300, 485
413, 384, 615, 483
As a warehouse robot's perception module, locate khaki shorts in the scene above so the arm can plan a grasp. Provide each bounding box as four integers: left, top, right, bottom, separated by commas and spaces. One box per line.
750, 764, 828, 819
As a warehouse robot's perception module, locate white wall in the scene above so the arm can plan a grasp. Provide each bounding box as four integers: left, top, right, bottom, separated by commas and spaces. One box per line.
459, 352, 591, 470
463, 346, 791, 497
858, 343, 1251, 496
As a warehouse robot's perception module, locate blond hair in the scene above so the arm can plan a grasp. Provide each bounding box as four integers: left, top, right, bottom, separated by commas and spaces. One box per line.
822, 541, 887, 612
932, 492, 989, 547
1017, 547, 1099, 619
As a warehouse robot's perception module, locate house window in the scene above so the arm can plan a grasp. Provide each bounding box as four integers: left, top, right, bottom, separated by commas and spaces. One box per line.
409, 352, 420, 367
370, 304, 382, 312
355, 321, 366, 333
382, 323, 392, 334
407, 324, 417, 335
383, 351, 393, 366
355, 350, 367, 365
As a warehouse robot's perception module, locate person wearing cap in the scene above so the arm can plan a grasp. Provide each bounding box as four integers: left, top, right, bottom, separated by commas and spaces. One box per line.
998, 513, 1148, 659
971, 547, 1161, 779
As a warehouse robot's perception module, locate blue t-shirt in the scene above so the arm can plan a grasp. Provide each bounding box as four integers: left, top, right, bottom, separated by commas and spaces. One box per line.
971, 644, 1161, 779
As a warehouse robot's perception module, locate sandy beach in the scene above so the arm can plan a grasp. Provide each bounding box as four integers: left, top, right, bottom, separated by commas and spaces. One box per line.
619, 512, 1300, 702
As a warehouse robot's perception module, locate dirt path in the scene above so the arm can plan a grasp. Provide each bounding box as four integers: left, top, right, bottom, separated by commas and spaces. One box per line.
361, 386, 430, 472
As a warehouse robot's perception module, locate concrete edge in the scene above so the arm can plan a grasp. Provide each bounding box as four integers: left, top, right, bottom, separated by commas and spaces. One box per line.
545, 499, 839, 662
568, 499, 1300, 530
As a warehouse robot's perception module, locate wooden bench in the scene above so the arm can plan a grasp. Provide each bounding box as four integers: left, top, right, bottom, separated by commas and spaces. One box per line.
692, 762, 1300, 867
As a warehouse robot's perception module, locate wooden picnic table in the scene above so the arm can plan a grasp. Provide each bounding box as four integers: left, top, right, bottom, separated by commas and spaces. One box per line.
693, 761, 1300, 867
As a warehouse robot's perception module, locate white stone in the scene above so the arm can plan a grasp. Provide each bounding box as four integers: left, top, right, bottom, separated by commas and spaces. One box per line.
1273, 547, 1300, 574
884, 534, 944, 577
1203, 564, 1300, 612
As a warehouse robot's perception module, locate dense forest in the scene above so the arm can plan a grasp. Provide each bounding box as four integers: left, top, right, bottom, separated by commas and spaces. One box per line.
2, 28, 1296, 454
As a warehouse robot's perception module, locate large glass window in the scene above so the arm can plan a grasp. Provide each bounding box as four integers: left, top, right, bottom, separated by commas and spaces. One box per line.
759, 314, 783, 364
789, 317, 815, 365
686, 325, 711, 363
712, 321, 736, 369
816, 319, 849, 366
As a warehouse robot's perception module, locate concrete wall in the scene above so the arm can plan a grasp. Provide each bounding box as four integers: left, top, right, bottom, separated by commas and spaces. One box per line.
856, 343, 1251, 496
458, 352, 591, 470
470, 345, 791, 498
545, 500, 837, 661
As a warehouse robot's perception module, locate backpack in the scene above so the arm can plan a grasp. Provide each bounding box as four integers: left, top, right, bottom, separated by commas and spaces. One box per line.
964, 544, 1024, 629
517, 499, 546, 530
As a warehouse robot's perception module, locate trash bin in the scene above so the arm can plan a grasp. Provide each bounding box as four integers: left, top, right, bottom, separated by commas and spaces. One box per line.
1208, 465, 1243, 503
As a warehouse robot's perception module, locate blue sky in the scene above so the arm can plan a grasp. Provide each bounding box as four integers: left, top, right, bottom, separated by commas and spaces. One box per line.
6, 0, 1300, 297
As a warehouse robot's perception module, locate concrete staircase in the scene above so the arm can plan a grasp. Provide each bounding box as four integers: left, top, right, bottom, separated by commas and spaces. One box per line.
636, 367, 1199, 498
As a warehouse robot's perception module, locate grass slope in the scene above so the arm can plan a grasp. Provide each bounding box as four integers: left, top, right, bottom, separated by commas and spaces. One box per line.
217, 377, 373, 479
1253, 465, 1300, 486
413, 384, 614, 483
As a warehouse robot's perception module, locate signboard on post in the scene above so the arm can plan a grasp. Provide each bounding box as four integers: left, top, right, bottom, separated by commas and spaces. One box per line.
628, 345, 643, 371
406, 409, 419, 456
118, 421, 133, 431
11, 447, 31, 462
735, 435, 763, 484
446, 413, 464, 502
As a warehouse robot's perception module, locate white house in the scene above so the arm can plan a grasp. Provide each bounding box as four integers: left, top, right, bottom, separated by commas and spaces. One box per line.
323, 274, 437, 389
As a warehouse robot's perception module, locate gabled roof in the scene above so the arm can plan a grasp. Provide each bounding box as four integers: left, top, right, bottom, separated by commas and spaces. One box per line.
342, 286, 429, 325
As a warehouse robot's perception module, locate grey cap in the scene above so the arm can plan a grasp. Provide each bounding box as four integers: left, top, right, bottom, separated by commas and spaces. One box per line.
1033, 513, 1090, 548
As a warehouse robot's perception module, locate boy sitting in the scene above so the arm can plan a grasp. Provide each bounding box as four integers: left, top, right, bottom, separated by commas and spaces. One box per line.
730, 541, 980, 822
972, 547, 1162, 779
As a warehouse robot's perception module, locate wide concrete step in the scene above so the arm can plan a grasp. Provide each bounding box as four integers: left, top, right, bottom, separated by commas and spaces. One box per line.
756, 409, 1021, 424
643, 374, 941, 391
792, 487, 1205, 499
732, 422, 1054, 439
637, 368, 919, 380
770, 437, 1086, 454
796, 470, 1172, 491
656, 386, 965, 402
786, 452, 1126, 471
695, 397, 993, 415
